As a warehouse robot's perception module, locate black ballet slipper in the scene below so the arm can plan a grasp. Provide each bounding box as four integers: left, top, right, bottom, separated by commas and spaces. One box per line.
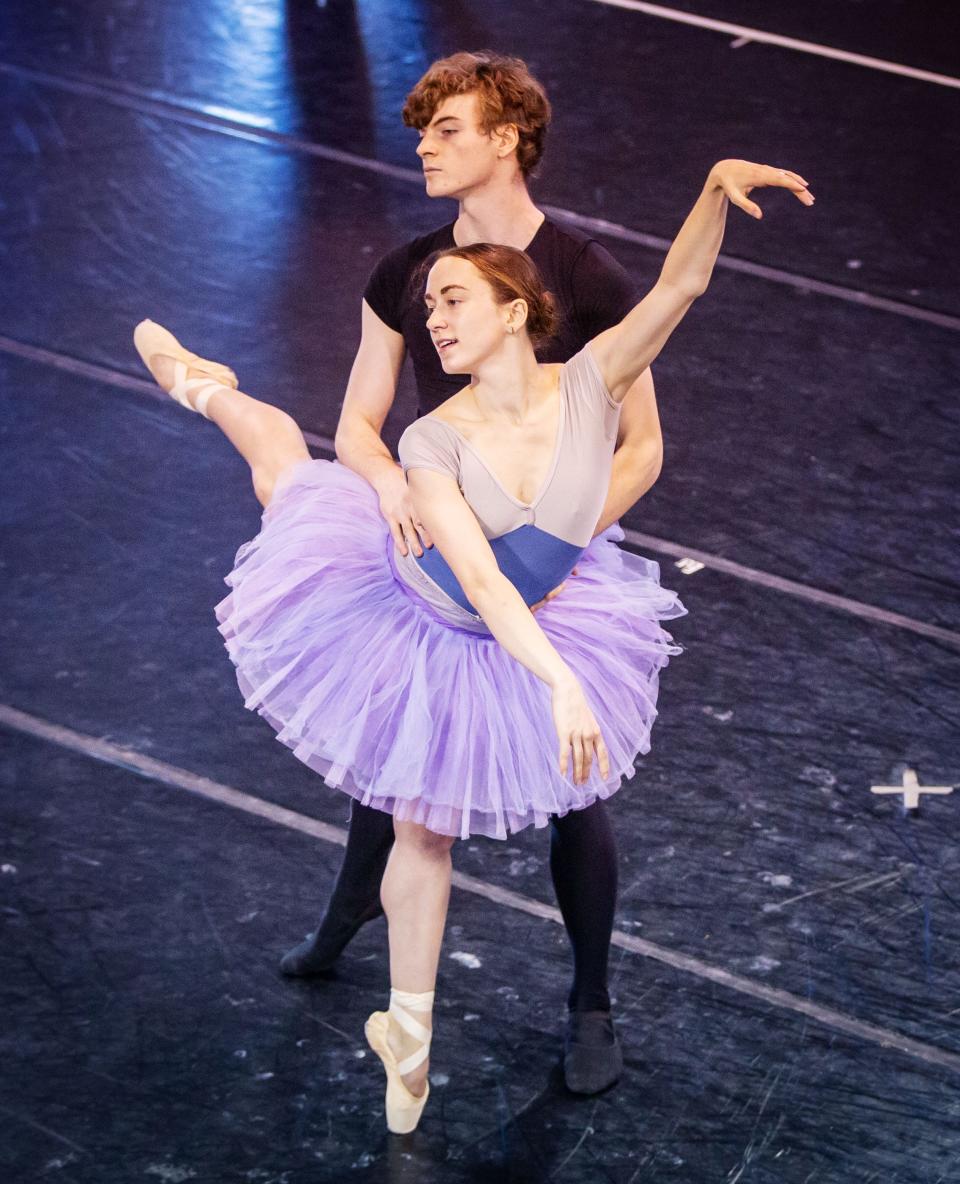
563, 1009, 623, 1095
279, 901, 384, 977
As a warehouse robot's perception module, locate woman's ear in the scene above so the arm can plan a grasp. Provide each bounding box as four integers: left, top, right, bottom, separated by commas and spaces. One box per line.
505, 298, 528, 335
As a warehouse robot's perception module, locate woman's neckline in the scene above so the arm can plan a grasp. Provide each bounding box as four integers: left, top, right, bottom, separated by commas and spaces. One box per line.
426, 366, 566, 511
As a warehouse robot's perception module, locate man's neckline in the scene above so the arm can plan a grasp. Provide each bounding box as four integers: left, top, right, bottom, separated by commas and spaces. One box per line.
449, 213, 547, 254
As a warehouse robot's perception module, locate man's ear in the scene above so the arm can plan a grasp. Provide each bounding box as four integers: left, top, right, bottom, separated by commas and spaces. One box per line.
492, 123, 520, 160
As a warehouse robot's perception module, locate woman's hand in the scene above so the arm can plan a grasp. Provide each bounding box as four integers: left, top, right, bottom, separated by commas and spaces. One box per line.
551, 674, 610, 785
709, 160, 815, 220
377, 466, 433, 557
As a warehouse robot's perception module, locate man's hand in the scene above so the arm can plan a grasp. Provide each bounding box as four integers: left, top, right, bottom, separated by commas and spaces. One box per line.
530, 567, 578, 614
377, 465, 434, 558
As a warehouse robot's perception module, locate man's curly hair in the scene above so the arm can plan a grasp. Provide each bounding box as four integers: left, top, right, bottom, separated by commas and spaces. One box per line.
402, 51, 552, 178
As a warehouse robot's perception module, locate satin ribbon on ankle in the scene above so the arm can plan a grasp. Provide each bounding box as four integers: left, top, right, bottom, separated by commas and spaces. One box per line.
389, 988, 434, 1077
170, 360, 231, 418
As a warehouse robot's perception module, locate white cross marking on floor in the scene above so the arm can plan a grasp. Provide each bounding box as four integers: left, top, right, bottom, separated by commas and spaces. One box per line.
871, 769, 954, 810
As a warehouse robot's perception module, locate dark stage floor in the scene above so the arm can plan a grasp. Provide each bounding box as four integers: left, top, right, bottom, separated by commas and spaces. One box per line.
1, 2, 958, 1181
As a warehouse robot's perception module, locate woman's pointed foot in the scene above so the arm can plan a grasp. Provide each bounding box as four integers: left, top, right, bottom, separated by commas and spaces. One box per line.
365, 989, 434, 1133
365, 1012, 430, 1134
133, 319, 238, 416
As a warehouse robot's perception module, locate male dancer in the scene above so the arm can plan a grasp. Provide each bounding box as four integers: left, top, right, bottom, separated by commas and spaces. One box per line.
282, 51, 663, 1095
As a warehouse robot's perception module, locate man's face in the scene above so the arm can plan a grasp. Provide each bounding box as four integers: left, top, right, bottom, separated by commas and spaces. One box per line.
415, 93, 505, 200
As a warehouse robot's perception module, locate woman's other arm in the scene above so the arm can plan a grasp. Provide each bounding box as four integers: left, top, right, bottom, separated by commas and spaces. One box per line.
406, 467, 609, 785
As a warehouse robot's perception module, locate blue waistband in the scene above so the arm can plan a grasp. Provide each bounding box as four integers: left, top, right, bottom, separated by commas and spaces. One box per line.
414, 525, 583, 613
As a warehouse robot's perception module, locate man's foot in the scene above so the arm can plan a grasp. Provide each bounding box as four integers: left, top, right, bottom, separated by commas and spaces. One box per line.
279, 902, 384, 977
279, 931, 340, 978
563, 1010, 623, 1095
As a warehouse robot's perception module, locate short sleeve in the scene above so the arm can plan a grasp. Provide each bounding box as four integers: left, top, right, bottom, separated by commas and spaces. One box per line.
562, 345, 619, 415
569, 240, 638, 340
398, 419, 461, 481
363, 243, 411, 333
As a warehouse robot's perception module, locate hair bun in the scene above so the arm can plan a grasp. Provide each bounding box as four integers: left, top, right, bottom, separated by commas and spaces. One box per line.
527, 288, 559, 348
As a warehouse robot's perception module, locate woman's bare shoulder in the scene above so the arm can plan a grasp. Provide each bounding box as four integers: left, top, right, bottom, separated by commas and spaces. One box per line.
424, 386, 477, 433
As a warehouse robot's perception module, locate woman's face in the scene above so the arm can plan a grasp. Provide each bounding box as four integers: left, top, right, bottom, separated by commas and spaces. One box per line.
424, 256, 521, 373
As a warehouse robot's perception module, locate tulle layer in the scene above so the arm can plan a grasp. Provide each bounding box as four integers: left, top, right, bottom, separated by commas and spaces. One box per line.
215, 459, 685, 839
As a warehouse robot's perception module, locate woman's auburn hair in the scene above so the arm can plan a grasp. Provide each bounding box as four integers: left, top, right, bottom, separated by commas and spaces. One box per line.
426, 243, 560, 348
402, 51, 552, 178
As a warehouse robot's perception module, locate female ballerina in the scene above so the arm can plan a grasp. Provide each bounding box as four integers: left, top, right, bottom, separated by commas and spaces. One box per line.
133, 159, 813, 1133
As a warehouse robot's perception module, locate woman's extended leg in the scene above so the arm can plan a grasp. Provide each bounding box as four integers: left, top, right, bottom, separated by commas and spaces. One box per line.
136, 323, 310, 506
367, 818, 454, 1128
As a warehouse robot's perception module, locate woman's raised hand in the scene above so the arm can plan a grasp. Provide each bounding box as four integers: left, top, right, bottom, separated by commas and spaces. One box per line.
709, 160, 815, 220
551, 675, 610, 786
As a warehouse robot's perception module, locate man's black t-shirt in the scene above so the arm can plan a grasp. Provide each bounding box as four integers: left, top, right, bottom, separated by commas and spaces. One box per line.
363, 218, 639, 416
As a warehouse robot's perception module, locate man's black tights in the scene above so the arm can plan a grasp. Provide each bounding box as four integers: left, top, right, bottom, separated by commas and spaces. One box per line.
308, 798, 617, 1012
549, 800, 617, 1012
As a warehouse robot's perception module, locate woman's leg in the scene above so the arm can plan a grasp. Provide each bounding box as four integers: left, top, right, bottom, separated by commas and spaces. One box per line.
378, 819, 455, 1096
145, 353, 310, 507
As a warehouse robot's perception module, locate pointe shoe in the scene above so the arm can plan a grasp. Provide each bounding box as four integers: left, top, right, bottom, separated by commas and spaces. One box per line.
133, 319, 238, 417
365, 989, 434, 1134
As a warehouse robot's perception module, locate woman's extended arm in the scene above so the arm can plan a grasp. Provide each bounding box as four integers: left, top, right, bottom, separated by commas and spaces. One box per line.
590, 160, 814, 401
406, 467, 609, 785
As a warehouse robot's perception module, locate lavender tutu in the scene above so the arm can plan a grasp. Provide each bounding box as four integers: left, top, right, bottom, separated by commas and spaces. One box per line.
215, 459, 685, 839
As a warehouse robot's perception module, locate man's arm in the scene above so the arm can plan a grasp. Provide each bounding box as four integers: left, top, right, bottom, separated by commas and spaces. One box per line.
592, 367, 662, 537
334, 299, 432, 557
